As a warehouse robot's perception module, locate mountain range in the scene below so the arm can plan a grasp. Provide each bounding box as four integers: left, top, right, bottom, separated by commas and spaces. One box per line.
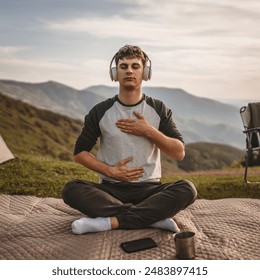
0, 79, 246, 149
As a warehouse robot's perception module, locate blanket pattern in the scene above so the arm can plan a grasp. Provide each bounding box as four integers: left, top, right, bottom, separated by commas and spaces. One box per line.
0, 194, 259, 260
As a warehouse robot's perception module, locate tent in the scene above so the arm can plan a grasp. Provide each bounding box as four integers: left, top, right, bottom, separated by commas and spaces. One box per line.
0, 134, 14, 164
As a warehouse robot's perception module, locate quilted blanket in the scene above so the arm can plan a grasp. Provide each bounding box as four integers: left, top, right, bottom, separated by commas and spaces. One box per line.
0, 194, 259, 260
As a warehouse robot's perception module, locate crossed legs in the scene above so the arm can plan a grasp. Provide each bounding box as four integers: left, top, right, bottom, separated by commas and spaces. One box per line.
62, 179, 197, 234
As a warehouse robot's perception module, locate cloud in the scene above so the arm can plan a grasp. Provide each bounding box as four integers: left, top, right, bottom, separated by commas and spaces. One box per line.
0, 46, 32, 56
0, 56, 74, 70
43, 0, 260, 52
43, 16, 161, 40
1, 0, 260, 99
0, 50, 110, 89
0, 44, 73, 70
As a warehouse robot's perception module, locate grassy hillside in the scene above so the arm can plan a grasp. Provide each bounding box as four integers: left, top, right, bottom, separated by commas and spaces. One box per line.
0, 155, 98, 198
1, 155, 259, 199
0, 92, 82, 161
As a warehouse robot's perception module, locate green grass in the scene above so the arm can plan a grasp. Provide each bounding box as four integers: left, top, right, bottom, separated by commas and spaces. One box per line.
163, 174, 260, 199
1, 154, 260, 199
0, 155, 99, 198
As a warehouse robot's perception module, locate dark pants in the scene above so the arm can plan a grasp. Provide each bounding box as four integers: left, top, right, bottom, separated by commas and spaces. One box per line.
62, 179, 197, 229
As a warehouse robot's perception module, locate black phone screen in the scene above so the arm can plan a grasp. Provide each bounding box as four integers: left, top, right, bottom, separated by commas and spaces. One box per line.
120, 237, 158, 253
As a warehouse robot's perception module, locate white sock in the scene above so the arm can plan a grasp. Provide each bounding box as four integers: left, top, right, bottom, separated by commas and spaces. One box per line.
71, 217, 111, 234
150, 218, 180, 233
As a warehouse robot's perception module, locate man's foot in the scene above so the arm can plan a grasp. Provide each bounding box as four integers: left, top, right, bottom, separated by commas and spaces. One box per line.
71, 217, 111, 234
150, 218, 180, 232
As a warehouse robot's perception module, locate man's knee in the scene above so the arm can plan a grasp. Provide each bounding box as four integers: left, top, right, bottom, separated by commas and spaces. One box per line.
62, 180, 78, 202
182, 179, 197, 204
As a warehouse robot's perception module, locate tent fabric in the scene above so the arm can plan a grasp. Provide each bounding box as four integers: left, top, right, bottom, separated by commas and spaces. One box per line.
0, 135, 14, 164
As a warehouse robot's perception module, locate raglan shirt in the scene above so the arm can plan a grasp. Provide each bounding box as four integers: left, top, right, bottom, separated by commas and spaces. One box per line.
74, 94, 184, 183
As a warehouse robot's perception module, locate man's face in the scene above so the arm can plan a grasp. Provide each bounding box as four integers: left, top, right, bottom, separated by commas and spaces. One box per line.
117, 57, 144, 88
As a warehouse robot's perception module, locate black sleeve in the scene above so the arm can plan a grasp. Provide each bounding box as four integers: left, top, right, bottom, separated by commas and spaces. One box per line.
74, 107, 101, 155
74, 97, 116, 155
159, 104, 184, 144
146, 96, 184, 144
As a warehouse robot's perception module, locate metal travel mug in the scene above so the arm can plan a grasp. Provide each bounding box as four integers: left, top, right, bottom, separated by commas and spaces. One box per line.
175, 231, 196, 259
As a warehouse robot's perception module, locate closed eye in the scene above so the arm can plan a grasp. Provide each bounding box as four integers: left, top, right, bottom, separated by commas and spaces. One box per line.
119, 63, 142, 70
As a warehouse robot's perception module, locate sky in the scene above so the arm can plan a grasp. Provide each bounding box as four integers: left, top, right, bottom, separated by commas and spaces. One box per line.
0, 0, 260, 101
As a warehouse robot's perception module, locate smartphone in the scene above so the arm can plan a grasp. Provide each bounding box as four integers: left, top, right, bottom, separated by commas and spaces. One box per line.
120, 237, 158, 253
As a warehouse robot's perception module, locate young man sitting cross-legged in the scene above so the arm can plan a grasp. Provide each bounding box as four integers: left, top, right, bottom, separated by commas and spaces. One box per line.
62, 45, 197, 234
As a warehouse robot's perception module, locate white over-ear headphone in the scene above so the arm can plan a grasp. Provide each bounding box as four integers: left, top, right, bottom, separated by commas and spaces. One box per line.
109, 51, 152, 82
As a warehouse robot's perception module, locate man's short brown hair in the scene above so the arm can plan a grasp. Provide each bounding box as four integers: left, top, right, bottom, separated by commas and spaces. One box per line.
115, 45, 146, 66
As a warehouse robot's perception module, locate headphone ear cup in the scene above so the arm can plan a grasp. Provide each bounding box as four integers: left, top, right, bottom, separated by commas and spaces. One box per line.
110, 67, 118, 81
143, 66, 151, 81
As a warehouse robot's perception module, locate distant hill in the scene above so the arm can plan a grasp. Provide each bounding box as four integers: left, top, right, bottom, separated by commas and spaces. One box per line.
0, 79, 99, 120
177, 142, 244, 171
0, 92, 245, 174
0, 79, 245, 148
